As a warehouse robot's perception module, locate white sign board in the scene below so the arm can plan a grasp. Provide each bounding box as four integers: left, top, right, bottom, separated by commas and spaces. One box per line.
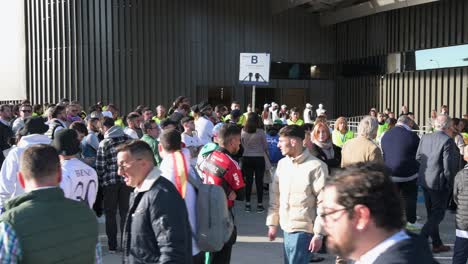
239, 53, 270, 86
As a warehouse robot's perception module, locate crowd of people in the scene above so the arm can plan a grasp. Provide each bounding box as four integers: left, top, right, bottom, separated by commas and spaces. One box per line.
0, 96, 467, 264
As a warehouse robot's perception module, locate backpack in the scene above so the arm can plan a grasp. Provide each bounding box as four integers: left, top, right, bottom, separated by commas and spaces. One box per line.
187, 167, 234, 252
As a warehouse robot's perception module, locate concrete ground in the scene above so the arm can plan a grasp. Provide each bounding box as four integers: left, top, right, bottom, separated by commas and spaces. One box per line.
101, 194, 457, 264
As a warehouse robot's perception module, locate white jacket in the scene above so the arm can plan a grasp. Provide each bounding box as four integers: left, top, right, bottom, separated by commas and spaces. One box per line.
195, 116, 214, 146
0, 134, 52, 206
60, 158, 98, 208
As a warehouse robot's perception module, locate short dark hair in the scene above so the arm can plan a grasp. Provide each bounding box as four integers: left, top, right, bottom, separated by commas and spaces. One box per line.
106, 104, 118, 112
160, 119, 177, 129
116, 140, 154, 162
159, 129, 182, 152
0, 104, 10, 112
143, 119, 157, 132
20, 144, 60, 182
101, 116, 115, 128
70, 121, 88, 136
181, 116, 194, 125
326, 162, 404, 231
278, 125, 305, 140
20, 104, 32, 111
51, 105, 66, 118
127, 112, 141, 121
32, 104, 43, 113
218, 124, 241, 146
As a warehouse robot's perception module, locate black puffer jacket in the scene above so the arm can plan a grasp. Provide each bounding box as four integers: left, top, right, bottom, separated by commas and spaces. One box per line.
454, 165, 468, 230
123, 168, 192, 264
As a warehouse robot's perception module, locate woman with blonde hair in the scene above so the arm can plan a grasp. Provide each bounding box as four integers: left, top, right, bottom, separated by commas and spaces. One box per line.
332, 116, 354, 147
308, 122, 341, 171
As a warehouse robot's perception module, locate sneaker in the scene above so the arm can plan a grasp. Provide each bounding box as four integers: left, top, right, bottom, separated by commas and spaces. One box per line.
405, 222, 423, 232
245, 203, 251, 212
257, 204, 265, 213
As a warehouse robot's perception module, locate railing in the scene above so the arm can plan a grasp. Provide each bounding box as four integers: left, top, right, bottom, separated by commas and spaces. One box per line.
327, 116, 434, 140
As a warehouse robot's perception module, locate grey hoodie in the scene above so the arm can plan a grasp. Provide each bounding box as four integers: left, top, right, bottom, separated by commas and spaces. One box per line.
104, 125, 125, 139
96, 126, 130, 186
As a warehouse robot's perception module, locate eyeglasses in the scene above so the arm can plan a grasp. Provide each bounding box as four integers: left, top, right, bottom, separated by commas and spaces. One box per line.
118, 159, 141, 171
319, 207, 351, 222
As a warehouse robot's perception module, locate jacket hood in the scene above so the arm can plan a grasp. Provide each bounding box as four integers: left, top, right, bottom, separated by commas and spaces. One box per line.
105, 125, 125, 138
17, 134, 52, 148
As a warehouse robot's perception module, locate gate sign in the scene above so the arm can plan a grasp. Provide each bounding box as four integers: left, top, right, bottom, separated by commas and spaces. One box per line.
239, 53, 270, 86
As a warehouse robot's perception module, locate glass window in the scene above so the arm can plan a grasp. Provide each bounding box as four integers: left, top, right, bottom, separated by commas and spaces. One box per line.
416, 44, 468, 70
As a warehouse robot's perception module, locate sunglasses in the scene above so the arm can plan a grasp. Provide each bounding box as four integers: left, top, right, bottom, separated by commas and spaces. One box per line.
21, 110, 32, 113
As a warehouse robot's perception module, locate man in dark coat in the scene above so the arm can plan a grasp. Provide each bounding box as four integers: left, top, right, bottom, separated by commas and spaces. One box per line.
381, 115, 420, 231
417, 114, 459, 253
117, 140, 192, 263
321, 163, 438, 264
0, 105, 13, 164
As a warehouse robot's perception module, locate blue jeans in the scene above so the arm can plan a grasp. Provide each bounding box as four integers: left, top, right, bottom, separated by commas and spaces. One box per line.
283, 231, 313, 264
453, 236, 468, 264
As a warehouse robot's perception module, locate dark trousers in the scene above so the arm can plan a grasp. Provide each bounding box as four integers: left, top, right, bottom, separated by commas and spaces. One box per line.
193, 251, 205, 264
242, 156, 265, 204
453, 236, 468, 264
421, 187, 449, 247
210, 226, 237, 264
103, 182, 132, 250
395, 180, 418, 224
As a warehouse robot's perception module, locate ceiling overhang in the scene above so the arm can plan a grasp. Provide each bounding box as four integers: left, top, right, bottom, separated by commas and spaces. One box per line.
272, 0, 441, 26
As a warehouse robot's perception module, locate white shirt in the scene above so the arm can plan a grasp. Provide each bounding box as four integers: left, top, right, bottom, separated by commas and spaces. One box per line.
181, 132, 202, 148
195, 116, 214, 146
356, 230, 410, 264
181, 132, 202, 166
124, 127, 139, 139
59, 158, 98, 208
159, 149, 200, 256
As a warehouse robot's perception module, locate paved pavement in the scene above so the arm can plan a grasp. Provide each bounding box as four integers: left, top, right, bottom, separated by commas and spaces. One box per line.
101, 193, 457, 264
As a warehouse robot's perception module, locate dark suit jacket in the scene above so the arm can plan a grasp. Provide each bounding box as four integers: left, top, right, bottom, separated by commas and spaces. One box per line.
417, 131, 460, 191
373, 233, 439, 264
0, 121, 13, 164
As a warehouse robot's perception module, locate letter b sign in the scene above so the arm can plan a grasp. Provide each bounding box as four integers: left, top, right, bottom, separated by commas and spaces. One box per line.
251, 56, 258, 64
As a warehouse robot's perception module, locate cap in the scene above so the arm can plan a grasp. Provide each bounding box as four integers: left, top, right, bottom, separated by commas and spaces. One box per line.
264, 103, 270, 108
281, 104, 287, 109
198, 101, 212, 112
306, 103, 312, 109
51, 129, 81, 156
273, 119, 283, 125
19, 117, 49, 136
